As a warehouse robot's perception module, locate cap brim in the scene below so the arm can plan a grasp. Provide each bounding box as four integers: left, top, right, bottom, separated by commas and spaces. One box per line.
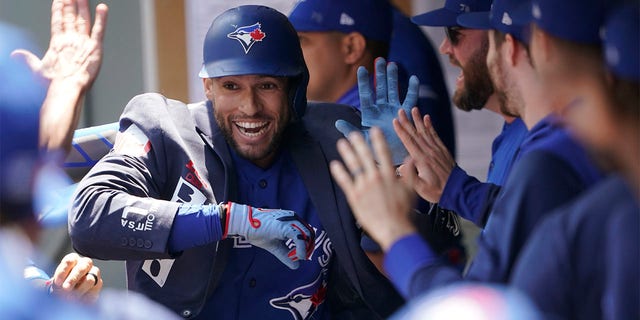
412, 8, 460, 27
457, 12, 492, 30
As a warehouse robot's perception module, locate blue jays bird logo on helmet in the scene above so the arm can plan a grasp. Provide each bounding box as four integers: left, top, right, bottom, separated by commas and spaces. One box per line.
227, 23, 266, 54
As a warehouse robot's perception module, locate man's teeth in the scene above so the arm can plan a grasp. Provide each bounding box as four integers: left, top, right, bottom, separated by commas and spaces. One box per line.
235, 121, 268, 136
236, 121, 266, 129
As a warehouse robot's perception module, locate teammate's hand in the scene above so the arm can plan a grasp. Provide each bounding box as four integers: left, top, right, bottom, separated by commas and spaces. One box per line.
11, 0, 108, 89
330, 128, 417, 252
335, 57, 419, 166
11, 0, 108, 154
223, 202, 315, 270
394, 107, 456, 203
51, 252, 103, 304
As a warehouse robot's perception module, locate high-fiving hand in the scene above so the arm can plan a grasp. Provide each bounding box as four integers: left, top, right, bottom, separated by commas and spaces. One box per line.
12, 0, 108, 154
394, 107, 456, 203
330, 128, 417, 252
12, 0, 107, 88
335, 57, 420, 166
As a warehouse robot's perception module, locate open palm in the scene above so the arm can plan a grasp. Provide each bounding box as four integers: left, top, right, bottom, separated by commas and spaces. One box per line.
13, 0, 107, 89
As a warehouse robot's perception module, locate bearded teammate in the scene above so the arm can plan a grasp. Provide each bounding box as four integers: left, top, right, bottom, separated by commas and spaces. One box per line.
400, 0, 529, 227
69, 5, 403, 319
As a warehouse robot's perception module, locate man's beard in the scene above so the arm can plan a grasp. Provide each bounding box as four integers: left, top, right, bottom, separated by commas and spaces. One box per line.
453, 40, 494, 112
214, 110, 289, 164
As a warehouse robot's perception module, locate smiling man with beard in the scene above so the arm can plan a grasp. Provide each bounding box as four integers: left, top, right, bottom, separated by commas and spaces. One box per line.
388, 0, 529, 234
69, 5, 403, 320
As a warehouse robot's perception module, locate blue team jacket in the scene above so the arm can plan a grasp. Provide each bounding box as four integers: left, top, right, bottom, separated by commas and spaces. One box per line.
69, 93, 403, 319
439, 118, 528, 226
512, 175, 639, 320
385, 115, 603, 298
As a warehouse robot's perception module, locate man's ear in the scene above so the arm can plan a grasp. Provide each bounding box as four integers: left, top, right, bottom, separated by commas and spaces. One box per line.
202, 78, 214, 101
341, 32, 367, 65
505, 33, 524, 67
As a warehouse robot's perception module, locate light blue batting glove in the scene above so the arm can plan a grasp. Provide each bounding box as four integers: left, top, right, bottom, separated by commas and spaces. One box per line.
335, 57, 419, 165
223, 202, 316, 270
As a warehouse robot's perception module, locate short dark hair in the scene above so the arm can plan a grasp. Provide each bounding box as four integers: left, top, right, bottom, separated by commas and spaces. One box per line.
492, 29, 507, 47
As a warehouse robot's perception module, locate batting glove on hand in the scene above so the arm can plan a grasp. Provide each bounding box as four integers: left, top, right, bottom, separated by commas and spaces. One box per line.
335, 57, 419, 166
222, 202, 315, 270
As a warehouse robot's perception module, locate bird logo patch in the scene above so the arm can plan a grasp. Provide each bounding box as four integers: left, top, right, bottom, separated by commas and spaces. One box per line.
227, 22, 266, 54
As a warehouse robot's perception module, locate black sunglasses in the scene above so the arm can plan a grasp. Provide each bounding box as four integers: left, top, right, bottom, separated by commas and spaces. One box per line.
444, 26, 464, 45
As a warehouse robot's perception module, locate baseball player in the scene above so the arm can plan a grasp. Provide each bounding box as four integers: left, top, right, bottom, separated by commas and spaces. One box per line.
509, 2, 639, 319
69, 5, 403, 319
393, 0, 529, 229
330, 0, 603, 300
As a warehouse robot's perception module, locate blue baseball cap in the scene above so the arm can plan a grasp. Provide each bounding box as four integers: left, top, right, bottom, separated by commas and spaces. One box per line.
288, 0, 392, 43
603, 4, 640, 81
512, 0, 610, 44
411, 0, 493, 27
457, 0, 528, 42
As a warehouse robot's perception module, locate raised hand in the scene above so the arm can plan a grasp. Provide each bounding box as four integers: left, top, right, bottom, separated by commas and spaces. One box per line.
224, 202, 316, 270
12, 0, 108, 154
394, 107, 456, 203
12, 0, 107, 88
330, 128, 417, 251
335, 57, 419, 166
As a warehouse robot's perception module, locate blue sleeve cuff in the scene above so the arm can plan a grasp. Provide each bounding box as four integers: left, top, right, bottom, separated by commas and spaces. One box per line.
384, 233, 440, 298
439, 165, 468, 210
168, 204, 223, 253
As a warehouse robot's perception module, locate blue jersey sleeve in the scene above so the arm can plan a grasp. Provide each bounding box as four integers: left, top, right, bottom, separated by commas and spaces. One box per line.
167, 204, 223, 253
465, 151, 591, 284
381, 150, 597, 300
384, 233, 460, 298
439, 165, 501, 227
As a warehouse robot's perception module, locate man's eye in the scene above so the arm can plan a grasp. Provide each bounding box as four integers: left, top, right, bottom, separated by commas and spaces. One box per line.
223, 83, 238, 90
260, 83, 277, 89
445, 26, 464, 45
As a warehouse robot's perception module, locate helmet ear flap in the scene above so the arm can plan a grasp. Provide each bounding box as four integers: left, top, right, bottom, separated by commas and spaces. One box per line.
288, 72, 309, 121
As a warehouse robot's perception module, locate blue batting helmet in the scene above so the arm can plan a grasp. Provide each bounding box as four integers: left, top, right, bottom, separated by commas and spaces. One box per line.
199, 5, 309, 119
